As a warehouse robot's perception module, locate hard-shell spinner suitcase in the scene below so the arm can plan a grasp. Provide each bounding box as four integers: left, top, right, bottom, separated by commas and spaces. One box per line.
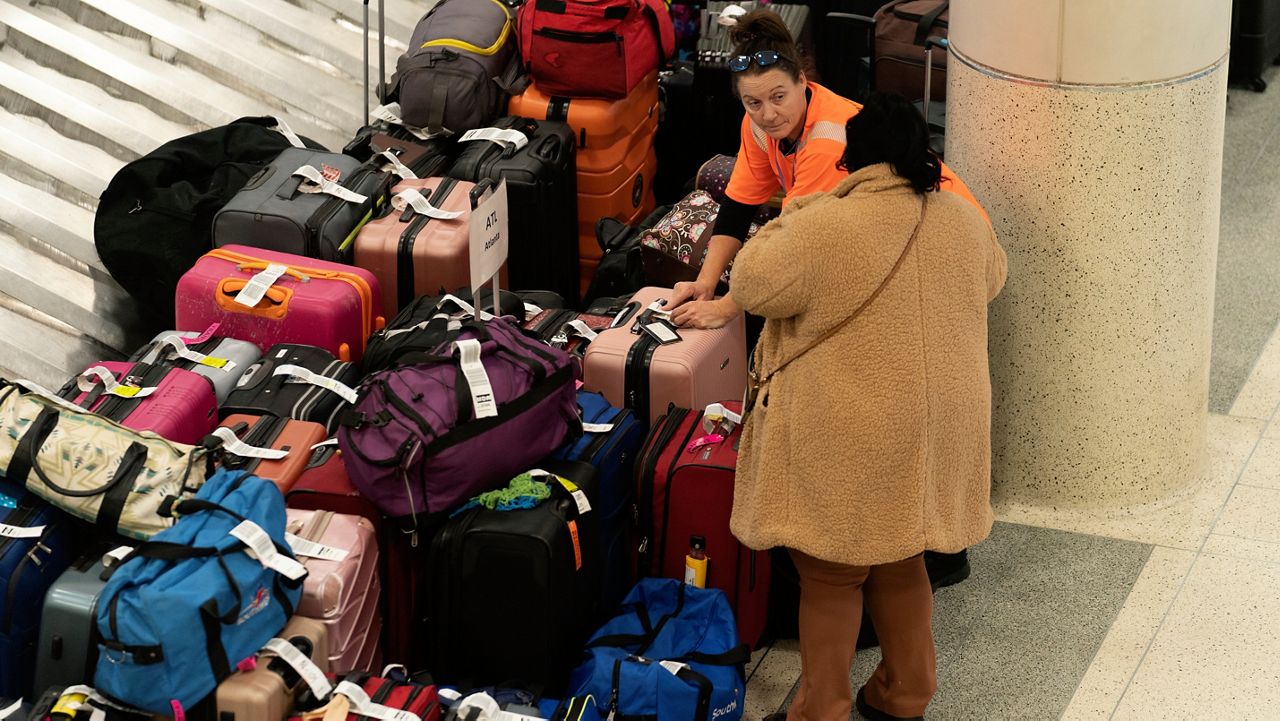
354, 177, 508, 316
32, 548, 117, 695
129, 330, 263, 406
57, 360, 218, 446
581, 286, 747, 425
212, 147, 390, 263
447, 117, 580, 305
284, 510, 379, 647
175, 245, 385, 363
216, 414, 330, 493
635, 401, 769, 649
214, 615, 330, 721
220, 344, 361, 435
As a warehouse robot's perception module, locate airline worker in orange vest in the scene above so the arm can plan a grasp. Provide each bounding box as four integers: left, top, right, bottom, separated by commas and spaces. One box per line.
667, 9, 987, 330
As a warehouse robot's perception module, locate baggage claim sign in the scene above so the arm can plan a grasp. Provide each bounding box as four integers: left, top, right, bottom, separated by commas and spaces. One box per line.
470, 180, 510, 308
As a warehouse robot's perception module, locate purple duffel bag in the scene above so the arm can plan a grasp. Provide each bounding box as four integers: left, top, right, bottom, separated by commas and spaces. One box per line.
337, 315, 581, 517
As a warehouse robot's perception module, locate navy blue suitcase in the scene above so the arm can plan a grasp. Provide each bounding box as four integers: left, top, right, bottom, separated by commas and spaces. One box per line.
552, 391, 645, 611
0, 481, 78, 698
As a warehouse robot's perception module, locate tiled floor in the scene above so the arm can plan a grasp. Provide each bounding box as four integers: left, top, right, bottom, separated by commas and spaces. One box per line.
742, 66, 1280, 720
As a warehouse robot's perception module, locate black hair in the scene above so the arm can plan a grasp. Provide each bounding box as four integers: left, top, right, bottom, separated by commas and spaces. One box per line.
839, 92, 942, 193
728, 10, 804, 88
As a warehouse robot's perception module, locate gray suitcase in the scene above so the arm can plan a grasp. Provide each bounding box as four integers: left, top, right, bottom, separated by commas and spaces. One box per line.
129, 330, 262, 405
212, 147, 390, 262
32, 552, 116, 693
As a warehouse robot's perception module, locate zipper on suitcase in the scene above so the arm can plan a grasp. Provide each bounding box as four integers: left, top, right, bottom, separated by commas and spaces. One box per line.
94, 362, 168, 423
656, 412, 701, 577
396, 179, 460, 310
2, 525, 53, 633
633, 407, 688, 576
623, 334, 659, 417
305, 167, 377, 259
583, 407, 627, 461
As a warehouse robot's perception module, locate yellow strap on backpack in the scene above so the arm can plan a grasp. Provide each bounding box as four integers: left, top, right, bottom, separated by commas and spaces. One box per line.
421, 0, 512, 56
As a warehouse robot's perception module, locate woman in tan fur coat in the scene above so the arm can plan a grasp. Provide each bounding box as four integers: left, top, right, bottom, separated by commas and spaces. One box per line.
731, 93, 1007, 721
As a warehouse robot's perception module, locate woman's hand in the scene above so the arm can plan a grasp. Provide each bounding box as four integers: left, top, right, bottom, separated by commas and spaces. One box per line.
667, 279, 717, 309
670, 297, 740, 330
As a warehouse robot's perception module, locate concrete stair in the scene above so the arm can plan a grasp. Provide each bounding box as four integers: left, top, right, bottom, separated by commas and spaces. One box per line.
0, 0, 433, 385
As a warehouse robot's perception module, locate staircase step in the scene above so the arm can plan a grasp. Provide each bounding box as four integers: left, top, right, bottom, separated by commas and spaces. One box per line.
293, 0, 418, 54
0, 291, 124, 391
0, 108, 117, 209
0, 50, 193, 161
0, 227, 139, 353
0, 170, 102, 274
36, 0, 361, 149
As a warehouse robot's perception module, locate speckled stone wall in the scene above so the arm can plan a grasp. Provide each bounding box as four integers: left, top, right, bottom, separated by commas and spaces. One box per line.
947, 49, 1227, 509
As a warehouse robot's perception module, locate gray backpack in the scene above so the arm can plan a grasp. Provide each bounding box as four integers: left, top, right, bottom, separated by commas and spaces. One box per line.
389, 0, 529, 136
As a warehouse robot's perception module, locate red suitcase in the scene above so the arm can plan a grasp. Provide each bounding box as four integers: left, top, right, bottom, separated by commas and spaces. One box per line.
217, 414, 330, 493
636, 400, 769, 649
57, 361, 218, 445
175, 245, 385, 363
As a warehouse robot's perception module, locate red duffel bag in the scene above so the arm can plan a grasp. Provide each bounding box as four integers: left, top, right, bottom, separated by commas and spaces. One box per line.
518, 0, 675, 99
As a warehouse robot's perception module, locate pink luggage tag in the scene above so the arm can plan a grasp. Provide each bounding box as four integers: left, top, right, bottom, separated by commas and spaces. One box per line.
686, 433, 724, 454
181, 323, 222, 346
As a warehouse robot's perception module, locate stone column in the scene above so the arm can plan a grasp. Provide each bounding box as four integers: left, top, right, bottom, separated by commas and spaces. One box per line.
946, 0, 1231, 509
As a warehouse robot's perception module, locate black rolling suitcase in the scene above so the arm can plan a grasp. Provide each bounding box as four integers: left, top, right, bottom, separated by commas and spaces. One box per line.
219, 344, 360, 434
447, 116, 580, 306
426, 460, 601, 693
1231, 0, 1280, 91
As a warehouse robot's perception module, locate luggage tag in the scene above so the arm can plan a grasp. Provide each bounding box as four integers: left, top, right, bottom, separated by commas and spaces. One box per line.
181, 323, 221, 345
284, 532, 350, 562
633, 315, 682, 345
229, 521, 308, 581
292, 166, 369, 203
210, 427, 291, 460
261, 637, 333, 701
76, 366, 157, 400
234, 263, 291, 307
370, 103, 448, 140
458, 127, 531, 154
701, 403, 743, 435
271, 118, 306, 149
685, 434, 724, 454
273, 365, 359, 404
332, 681, 422, 721
377, 150, 418, 181
156, 335, 236, 372
454, 339, 499, 419
0, 523, 44, 540
391, 188, 464, 220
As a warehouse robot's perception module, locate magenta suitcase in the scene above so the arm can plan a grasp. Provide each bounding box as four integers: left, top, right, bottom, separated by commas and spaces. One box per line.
582, 286, 748, 425
57, 361, 218, 445
174, 245, 386, 364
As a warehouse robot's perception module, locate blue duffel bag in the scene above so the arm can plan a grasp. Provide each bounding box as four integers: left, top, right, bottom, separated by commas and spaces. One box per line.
567, 578, 750, 721
93, 468, 305, 714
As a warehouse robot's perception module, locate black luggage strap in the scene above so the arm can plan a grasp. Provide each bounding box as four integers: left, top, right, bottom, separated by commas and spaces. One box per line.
914, 1, 949, 45
535, 0, 628, 18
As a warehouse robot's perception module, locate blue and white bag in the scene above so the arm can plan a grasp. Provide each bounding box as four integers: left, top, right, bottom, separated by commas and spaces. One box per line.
568, 578, 749, 721
93, 469, 305, 714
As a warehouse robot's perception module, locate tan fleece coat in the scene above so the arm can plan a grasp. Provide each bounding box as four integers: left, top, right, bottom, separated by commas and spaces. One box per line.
729, 163, 1008, 566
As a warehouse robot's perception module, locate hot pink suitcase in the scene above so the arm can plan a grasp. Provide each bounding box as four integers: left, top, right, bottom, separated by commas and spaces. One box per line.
57, 361, 219, 445
174, 245, 385, 363
582, 286, 748, 424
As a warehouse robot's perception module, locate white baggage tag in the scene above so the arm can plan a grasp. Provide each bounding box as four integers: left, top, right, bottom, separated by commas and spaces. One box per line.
523, 303, 542, 322
12, 379, 93, 413
272, 365, 359, 404
311, 439, 340, 450
292, 166, 368, 204
377, 150, 418, 180
437, 294, 497, 321
229, 521, 308, 581
455, 692, 546, 721
642, 321, 680, 344
211, 427, 291, 460
458, 127, 530, 152
390, 188, 464, 220
702, 403, 743, 435
75, 366, 157, 399
234, 263, 290, 307
285, 532, 350, 562
0, 524, 44, 539
582, 423, 615, 434
262, 638, 333, 700
532, 471, 593, 515
369, 104, 448, 140
454, 339, 498, 419
335, 681, 422, 721
102, 545, 133, 568
659, 661, 689, 676
271, 118, 306, 148
565, 320, 599, 341
0, 698, 21, 719
157, 335, 235, 372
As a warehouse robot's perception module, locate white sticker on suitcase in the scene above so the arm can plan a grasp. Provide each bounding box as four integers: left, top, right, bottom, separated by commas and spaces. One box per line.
234, 263, 290, 307
292, 165, 369, 204
334, 681, 422, 721
377, 150, 418, 180
229, 521, 308, 581
391, 188, 464, 220
262, 637, 333, 700
272, 365, 359, 404
0, 524, 44, 539
458, 127, 531, 152
285, 532, 350, 562
157, 335, 235, 372
454, 339, 498, 418
211, 427, 291, 460
75, 366, 157, 399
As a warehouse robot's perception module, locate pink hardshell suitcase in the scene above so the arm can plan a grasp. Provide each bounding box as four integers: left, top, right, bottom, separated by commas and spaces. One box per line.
57, 361, 218, 445
174, 245, 385, 363
331, 575, 382, 673
582, 286, 748, 425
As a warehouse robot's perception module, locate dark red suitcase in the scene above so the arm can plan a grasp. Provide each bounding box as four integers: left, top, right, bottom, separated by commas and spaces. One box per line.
635, 400, 770, 648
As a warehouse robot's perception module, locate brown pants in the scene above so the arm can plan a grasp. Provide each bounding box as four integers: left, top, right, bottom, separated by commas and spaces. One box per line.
786, 550, 937, 721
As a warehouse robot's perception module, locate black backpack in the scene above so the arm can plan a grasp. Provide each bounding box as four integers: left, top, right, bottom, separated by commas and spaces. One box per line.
583, 204, 672, 306
94, 117, 323, 329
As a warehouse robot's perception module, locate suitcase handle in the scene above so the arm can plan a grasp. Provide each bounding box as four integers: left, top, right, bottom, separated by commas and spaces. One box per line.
469, 178, 497, 209
234, 262, 314, 283
217, 279, 292, 319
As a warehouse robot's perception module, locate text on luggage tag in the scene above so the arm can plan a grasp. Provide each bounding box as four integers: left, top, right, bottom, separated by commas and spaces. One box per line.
210, 427, 291, 460
291, 166, 369, 204
377, 150, 418, 181
157, 335, 235, 372
181, 323, 222, 345
284, 532, 350, 562
262, 637, 333, 700
272, 365, 359, 405
458, 127, 531, 152
454, 339, 499, 418
391, 188, 465, 220
0, 523, 44, 539
234, 263, 291, 307
229, 520, 308, 581
76, 366, 157, 399
333, 681, 422, 721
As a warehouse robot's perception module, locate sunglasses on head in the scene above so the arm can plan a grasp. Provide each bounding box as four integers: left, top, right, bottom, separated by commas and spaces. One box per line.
728, 50, 781, 73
